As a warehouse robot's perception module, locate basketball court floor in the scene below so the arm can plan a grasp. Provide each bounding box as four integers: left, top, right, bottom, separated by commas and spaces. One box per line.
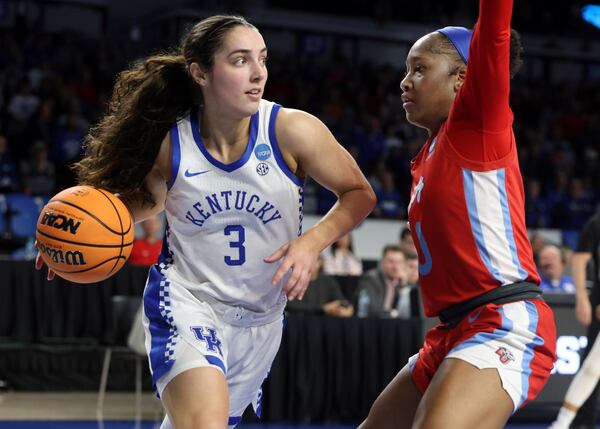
0, 392, 571, 429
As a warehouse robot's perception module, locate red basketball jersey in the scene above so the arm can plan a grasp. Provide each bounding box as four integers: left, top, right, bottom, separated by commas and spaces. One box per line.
407, 0, 539, 317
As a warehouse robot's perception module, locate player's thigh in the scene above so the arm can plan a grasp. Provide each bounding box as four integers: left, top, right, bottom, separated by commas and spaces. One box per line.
161, 366, 229, 429
358, 362, 421, 429
413, 358, 513, 429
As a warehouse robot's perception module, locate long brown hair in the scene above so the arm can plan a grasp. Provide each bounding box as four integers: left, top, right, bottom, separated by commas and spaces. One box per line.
74, 15, 256, 206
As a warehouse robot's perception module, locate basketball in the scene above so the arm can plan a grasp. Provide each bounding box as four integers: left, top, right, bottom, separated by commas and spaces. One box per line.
35, 186, 134, 284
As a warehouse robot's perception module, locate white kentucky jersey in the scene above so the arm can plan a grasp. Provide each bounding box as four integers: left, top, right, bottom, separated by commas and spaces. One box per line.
159, 99, 304, 313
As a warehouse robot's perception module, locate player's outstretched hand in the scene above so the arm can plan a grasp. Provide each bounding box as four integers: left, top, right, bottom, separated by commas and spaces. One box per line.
34, 241, 56, 281
265, 238, 318, 301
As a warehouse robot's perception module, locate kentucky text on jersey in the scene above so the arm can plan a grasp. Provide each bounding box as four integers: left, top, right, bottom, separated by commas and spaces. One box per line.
185, 190, 283, 228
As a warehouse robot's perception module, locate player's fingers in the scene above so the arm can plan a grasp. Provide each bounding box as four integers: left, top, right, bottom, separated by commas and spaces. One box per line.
286, 269, 309, 301
283, 269, 303, 299
35, 252, 44, 270
294, 272, 311, 301
264, 243, 289, 263
271, 260, 292, 285
47, 269, 55, 281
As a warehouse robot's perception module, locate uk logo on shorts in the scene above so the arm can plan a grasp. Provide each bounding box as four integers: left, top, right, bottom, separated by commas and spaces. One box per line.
495, 346, 515, 365
254, 143, 272, 161
191, 326, 223, 356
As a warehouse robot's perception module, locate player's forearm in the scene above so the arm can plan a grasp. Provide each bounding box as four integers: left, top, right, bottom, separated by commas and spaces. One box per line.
303, 186, 375, 253
571, 253, 591, 300
478, 0, 513, 33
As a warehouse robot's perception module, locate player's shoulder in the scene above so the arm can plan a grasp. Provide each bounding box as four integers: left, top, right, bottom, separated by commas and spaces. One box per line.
274, 107, 327, 146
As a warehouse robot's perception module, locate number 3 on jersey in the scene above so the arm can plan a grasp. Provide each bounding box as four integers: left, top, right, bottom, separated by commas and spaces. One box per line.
224, 225, 246, 266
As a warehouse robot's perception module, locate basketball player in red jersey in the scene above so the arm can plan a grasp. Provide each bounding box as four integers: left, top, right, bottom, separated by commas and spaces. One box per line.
359, 1, 556, 428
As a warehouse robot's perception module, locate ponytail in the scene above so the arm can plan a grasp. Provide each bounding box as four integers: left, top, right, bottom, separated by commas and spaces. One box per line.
73, 53, 198, 206
74, 15, 256, 207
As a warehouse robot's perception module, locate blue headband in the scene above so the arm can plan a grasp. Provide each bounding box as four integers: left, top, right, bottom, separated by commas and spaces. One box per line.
437, 26, 473, 64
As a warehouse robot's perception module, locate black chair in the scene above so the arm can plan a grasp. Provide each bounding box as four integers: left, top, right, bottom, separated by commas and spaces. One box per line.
97, 295, 145, 421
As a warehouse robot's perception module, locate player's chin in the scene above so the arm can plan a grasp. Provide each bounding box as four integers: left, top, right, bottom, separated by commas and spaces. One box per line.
238, 98, 261, 116
404, 111, 423, 128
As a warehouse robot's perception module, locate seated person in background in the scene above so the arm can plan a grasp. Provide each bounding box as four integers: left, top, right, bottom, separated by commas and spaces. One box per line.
20, 140, 55, 196
399, 225, 417, 255
355, 244, 419, 319
529, 232, 546, 265
322, 232, 363, 276
538, 244, 575, 293
286, 254, 353, 317
128, 214, 163, 267
404, 250, 419, 287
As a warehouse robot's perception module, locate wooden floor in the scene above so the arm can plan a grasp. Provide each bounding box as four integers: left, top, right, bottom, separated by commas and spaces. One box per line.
0, 392, 164, 420
0, 392, 584, 428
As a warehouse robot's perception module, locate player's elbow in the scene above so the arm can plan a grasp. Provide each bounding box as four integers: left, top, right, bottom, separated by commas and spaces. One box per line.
363, 185, 377, 213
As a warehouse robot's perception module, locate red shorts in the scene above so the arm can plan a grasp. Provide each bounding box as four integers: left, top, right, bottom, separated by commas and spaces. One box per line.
409, 299, 556, 411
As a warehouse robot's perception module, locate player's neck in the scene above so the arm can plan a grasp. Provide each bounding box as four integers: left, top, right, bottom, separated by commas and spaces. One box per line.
200, 107, 251, 150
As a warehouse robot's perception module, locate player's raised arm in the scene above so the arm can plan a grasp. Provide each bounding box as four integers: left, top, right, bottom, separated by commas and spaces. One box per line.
447, 0, 521, 161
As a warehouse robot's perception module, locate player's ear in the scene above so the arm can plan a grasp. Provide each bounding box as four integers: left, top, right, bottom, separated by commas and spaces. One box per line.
454, 65, 467, 92
189, 62, 208, 86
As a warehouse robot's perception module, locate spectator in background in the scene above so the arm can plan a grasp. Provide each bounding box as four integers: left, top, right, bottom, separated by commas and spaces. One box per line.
286, 254, 353, 317
525, 177, 550, 228
404, 250, 419, 288
19, 140, 55, 196
355, 244, 419, 319
26, 99, 56, 153
52, 110, 86, 165
322, 232, 363, 276
557, 177, 595, 230
530, 232, 546, 265
538, 244, 575, 293
128, 214, 162, 267
7, 80, 40, 124
0, 135, 18, 192
373, 169, 404, 219
399, 225, 417, 255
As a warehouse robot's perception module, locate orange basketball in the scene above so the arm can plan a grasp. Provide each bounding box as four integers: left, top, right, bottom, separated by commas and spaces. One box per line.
35, 186, 134, 283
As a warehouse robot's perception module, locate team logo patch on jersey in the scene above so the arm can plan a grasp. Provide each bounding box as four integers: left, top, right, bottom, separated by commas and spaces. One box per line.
254, 143, 272, 161
256, 162, 269, 176
495, 346, 515, 364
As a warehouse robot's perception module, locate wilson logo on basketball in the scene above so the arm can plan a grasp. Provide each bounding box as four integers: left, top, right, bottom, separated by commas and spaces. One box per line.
38, 242, 87, 266
41, 212, 82, 235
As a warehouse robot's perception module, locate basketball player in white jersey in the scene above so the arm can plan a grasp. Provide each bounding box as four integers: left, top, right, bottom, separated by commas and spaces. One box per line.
37, 15, 375, 429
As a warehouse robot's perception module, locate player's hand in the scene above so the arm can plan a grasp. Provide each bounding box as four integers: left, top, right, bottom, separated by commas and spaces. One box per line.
34, 241, 55, 281
575, 295, 592, 326
323, 300, 354, 318
264, 238, 319, 301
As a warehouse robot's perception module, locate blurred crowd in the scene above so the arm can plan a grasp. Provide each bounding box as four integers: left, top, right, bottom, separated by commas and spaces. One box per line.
268, 0, 598, 39
0, 16, 598, 230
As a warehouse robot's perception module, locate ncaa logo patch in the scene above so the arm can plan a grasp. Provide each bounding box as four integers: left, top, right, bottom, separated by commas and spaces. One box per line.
254, 143, 272, 161
256, 162, 269, 176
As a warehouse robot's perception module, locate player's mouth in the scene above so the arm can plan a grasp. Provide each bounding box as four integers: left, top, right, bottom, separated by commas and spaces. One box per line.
245, 88, 262, 100
401, 94, 415, 109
